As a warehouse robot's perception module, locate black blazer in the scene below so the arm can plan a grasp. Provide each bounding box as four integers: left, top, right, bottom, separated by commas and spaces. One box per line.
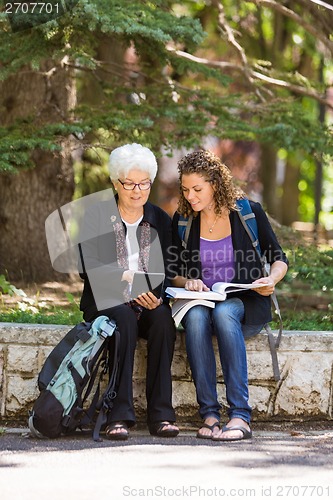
79, 198, 173, 320
170, 200, 288, 326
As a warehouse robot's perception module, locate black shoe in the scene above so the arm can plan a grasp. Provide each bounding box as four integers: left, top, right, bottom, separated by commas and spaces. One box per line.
148, 421, 179, 437
105, 422, 129, 441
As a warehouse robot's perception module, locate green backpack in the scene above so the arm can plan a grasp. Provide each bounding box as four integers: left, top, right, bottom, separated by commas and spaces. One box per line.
28, 316, 119, 440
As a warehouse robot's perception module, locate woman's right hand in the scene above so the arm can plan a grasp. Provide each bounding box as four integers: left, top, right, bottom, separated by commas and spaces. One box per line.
185, 279, 210, 292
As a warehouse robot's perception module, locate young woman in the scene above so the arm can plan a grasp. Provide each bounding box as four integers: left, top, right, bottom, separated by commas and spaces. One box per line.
170, 150, 288, 441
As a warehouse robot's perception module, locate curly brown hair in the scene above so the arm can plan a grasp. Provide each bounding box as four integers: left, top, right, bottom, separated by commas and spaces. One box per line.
177, 150, 244, 217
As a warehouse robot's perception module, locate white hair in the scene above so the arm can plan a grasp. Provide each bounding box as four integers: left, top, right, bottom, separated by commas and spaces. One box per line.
108, 143, 158, 182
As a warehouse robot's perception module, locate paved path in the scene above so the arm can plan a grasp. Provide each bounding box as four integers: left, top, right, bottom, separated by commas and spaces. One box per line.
0, 423, 332, 500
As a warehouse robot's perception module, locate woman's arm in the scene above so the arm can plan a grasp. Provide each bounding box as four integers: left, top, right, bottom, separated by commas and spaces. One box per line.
269, 260, 289, 285
171, 275, 187, 287
248, 201, 288, 296
253, 261, 288, 296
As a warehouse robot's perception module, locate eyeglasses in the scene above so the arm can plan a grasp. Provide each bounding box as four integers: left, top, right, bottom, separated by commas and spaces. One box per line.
118, 179, 152, 191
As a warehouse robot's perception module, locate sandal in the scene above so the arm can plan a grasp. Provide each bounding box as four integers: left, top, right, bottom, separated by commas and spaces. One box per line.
212, 424, 252, 442
105, 421, 129, 441
196, 421, 220, 440
148, 421, 179, 438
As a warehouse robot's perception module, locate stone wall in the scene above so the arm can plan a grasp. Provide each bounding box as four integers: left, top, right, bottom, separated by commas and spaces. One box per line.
1, 322, 333, 424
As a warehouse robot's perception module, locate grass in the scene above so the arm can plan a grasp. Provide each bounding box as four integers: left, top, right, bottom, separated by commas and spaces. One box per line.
0, 289, 83, 325
271, 309, 332, 331
0, 308, 83, 325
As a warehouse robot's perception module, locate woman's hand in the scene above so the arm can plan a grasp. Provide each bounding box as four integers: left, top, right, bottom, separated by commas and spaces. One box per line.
252, 277, 275, 296
253, 261, 288, 296
184, 279, 210, 292
134, 292, 163, 310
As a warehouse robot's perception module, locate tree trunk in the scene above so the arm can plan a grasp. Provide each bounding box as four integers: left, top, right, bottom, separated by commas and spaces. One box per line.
0, 61, 76, 282
281, 157, 300, 226
260, 144, 280, 219
76, 35, 129, 198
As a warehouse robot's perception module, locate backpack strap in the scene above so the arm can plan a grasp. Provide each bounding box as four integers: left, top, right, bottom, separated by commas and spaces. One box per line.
178, 214, 193, 250
236, 199, 283, 382
93, 328, 120, 442
177, 214, 193, 278
236, 199, 264, 265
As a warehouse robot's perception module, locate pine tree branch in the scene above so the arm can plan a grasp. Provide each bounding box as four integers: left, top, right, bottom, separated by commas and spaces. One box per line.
251, 70, 331, 108
166, 47, 332, 110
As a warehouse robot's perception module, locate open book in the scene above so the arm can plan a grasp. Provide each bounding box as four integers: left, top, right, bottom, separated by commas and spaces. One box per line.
166, 282, 266, 326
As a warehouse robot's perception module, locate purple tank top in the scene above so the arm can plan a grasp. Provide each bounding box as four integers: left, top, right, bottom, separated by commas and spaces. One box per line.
200, 235, 235, 289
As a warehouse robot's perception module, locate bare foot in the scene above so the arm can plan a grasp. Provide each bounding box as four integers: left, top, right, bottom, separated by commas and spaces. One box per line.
214, 418, 251, 441
197, 417, 220, 439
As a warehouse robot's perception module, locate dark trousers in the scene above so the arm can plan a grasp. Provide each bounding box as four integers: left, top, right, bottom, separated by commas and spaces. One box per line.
85, 303, 176, 427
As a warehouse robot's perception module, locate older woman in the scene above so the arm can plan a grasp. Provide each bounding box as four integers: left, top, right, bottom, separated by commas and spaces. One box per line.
79, 143, 179, 440
171, 150, 288, 441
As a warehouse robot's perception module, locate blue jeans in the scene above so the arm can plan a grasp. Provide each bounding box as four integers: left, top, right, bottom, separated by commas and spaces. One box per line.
182, 298, 260, 424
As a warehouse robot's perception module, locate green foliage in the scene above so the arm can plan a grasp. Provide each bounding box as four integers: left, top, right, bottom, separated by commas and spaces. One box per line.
0, 124, 63, 172
284, 246, 333, 292
0, 289, 83, 324
74, 152, 110, 198
3, 89, 331, 174
0, 307, 83, 325
272, 226, 333, 331
0, 275, 25, 296
269, 223, 333, 331
271, 310, 333, 331
274, 222, 333, 292
0, 0, 204, 74
0, 0, 332, 175
168, 54, 231, 86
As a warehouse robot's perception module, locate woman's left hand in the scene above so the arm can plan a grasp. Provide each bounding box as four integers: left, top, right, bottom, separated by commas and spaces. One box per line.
134, 292, 163, 310
252, 277, 275, 296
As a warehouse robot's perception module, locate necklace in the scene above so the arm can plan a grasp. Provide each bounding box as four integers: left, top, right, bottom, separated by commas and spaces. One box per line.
204, 215, 218, 233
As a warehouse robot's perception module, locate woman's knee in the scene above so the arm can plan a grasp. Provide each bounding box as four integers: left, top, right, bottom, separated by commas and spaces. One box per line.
141, 305, 176, 340
213, 299, 244, 325
182, 305, 211, 328
104, 305, 138, 343
146, 304, 175, 326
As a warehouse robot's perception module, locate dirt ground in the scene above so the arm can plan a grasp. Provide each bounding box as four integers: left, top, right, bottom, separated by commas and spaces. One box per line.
1, 277, 83, 311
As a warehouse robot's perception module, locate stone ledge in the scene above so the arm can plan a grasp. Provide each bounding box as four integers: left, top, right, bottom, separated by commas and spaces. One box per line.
0, 322, 332, 423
